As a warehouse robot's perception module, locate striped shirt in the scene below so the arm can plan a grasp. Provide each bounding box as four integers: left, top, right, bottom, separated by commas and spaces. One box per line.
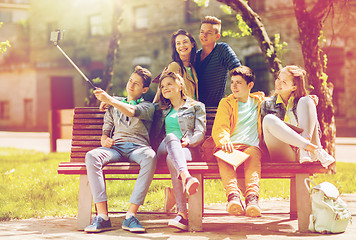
195, 42, 241, 107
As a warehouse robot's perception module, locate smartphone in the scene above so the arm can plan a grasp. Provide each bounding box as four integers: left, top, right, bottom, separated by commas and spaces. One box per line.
50, 30, 64, 45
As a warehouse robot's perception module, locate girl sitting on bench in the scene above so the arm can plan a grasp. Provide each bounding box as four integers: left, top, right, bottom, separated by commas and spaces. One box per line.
260, 65, 335, 168
151, 72, 206, 231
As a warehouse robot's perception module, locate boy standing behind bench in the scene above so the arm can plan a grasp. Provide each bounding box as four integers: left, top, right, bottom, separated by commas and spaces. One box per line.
84, 66, 156, 233
212, 66, 265, 217
195, 16, 241, 107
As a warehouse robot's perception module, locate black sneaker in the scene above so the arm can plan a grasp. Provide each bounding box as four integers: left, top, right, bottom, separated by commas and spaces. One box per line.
168, 214, 188, 231
226, 192, 245, 216
245, 194, 261, 217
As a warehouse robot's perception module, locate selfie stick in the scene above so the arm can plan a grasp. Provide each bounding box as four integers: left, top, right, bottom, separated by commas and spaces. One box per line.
51, 30, 97, 89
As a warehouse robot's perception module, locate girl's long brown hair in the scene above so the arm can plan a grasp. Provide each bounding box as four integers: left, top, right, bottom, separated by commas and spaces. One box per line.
171, 29, 197, 74
280, 65, 308, 106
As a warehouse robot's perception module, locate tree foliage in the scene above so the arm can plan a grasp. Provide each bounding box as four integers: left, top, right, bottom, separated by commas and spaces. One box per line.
0, 23, 11, 54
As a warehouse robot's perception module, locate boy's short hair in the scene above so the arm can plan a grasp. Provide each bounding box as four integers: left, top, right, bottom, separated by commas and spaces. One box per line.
230, 66, 255, 84
202, 16, 221, 34
134, 65, 152, 88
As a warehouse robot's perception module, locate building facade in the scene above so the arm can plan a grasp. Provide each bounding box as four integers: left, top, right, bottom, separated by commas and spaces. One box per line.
0, 0, 355, 135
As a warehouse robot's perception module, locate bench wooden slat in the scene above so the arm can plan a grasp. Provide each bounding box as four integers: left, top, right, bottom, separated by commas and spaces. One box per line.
72, 140, 101, 146
72, 129, 102, 135
73, 125, 103, 130
71, 146, 97, 152
72, 135, 101, 141
73, 119, 103, 124
74, 107, 104, 114
74, 113, 105, 119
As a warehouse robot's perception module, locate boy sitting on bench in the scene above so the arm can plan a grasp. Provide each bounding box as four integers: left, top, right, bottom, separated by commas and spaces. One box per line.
84, 66, 156, 233
212, 66, 265, 217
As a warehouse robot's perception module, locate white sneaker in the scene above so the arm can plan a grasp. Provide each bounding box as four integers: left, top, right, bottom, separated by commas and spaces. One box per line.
314, 147, 336, 168
299, 149, 313, 163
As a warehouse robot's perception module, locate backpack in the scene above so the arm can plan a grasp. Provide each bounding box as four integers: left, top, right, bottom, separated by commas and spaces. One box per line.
305, 178, 352, 234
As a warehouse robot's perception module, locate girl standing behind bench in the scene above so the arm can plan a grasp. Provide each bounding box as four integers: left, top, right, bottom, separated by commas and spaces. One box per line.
151, 72, 206, 231
153, 29, 199, 102
260, 65, 335, 168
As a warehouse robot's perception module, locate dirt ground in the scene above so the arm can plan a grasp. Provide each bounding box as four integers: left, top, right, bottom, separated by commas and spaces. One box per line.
1, 195, 355, 240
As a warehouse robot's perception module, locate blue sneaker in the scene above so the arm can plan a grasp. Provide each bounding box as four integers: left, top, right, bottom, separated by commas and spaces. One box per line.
84, 215, 112, 233
122, 216, 146, 233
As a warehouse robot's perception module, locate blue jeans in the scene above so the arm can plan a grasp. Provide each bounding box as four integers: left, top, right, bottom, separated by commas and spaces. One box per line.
85, 142, 156, 205
156, 133, 200, 212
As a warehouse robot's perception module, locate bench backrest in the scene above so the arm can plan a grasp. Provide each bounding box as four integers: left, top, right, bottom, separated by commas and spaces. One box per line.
70, 107, 217, 162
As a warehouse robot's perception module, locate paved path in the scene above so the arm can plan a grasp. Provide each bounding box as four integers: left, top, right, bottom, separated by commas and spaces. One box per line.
0, 131, 355, 163
0, 194, 355, 239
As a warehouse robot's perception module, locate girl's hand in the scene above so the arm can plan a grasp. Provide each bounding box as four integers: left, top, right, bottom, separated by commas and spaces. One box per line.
162, 66, 169, 75
181, 137, 190, 148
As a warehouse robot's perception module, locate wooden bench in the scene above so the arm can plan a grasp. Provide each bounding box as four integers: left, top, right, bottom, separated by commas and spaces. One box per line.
57, 107, 329, 232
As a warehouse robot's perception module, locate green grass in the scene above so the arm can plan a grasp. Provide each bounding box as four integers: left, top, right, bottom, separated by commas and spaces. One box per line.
1, 147, 355, 220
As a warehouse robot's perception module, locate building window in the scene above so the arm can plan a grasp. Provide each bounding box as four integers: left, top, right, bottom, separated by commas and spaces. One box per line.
0, 11, 12, 23
133, 6, 148, 30
89, 15, 105, 36
325, 47, 345, 117
245, 54, 271, 95
185, 0, 200, 23
0, 101, 10, 120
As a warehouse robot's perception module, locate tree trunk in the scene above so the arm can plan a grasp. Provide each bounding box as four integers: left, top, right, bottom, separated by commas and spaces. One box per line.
293, 0, 336, 156
88, 0, 123, 106
216, 0, 282, 79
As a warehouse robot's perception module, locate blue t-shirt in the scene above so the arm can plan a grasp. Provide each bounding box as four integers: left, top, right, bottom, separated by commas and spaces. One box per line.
230, 97, 259, 147
164, 108, 183, 139
195, 42, 241, 107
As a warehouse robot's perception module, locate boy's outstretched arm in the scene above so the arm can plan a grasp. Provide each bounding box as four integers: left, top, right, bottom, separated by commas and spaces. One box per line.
93, 88, 136, 117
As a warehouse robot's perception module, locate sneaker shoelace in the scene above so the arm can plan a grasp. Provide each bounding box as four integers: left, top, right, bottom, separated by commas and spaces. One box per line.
246, 194, 258, 204
228, 193, 240, 202
129, 216, 141, 227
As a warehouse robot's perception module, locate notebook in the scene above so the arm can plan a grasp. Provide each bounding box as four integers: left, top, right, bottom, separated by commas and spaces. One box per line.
213, 149, 250, 169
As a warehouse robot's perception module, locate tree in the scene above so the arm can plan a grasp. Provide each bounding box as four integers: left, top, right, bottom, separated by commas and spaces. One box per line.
215, 0, 340, 155
87, 0, 123, 106
216, 0, 283, 79
292, 0, 338, 156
